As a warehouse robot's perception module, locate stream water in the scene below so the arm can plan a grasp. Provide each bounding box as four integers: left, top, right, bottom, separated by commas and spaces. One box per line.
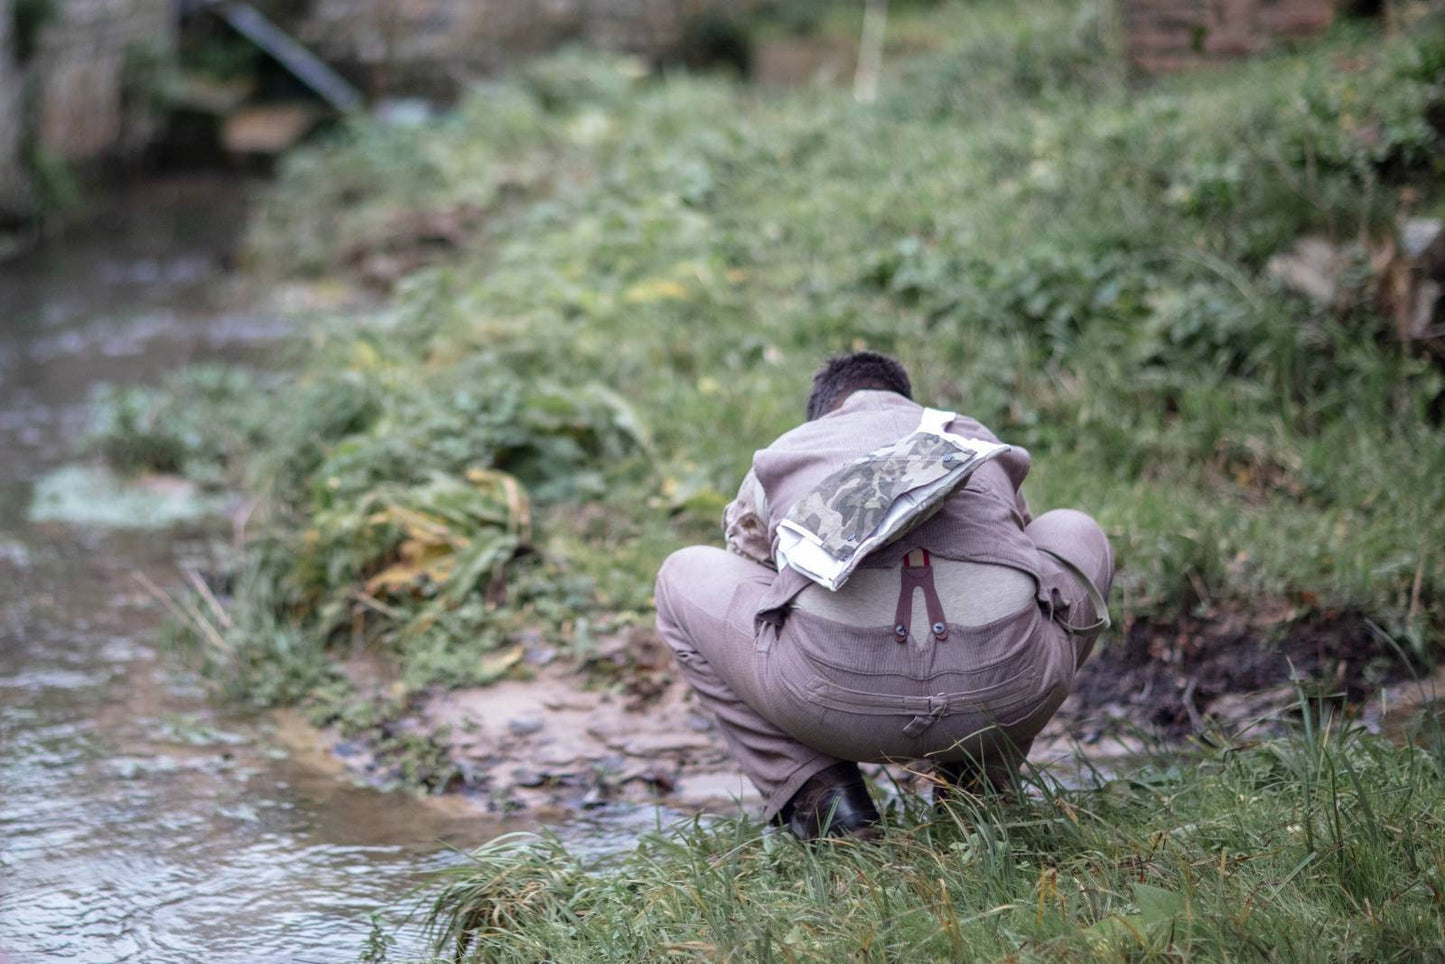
0, 177, 640, 963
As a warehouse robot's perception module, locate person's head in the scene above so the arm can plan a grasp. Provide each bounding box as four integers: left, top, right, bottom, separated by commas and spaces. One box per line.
805, 351, 912, 420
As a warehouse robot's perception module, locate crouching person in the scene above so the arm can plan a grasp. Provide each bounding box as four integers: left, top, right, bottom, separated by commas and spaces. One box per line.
654, 352, 1113, 840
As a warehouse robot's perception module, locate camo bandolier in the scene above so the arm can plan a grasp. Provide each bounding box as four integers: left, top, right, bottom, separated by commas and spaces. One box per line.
783, 431, 974, 559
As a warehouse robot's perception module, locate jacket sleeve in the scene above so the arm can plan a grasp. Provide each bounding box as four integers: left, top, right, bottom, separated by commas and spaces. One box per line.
722, 468, 776, 569
995, 444, 1034, 527
1015, 488, 1034, 527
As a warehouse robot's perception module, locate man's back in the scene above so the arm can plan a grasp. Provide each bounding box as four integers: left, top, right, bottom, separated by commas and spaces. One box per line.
794, 561, 1036, 635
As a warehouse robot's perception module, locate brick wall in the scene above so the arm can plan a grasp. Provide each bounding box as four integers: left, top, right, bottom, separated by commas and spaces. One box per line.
0, 0, 174, 220
1122, 0, 1338, 73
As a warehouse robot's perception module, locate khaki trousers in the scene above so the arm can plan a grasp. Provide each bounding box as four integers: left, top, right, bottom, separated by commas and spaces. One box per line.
654, 509, 1114, 819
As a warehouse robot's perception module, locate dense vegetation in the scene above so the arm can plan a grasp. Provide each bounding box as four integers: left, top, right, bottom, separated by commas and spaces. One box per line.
103, 2, 1445, 709
109, 1, 1433, 693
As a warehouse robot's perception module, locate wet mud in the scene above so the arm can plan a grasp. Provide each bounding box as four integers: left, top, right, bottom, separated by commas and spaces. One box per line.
322, 627, 760, 814
315, 605, 1436, 818
1060, 607, 1426, 739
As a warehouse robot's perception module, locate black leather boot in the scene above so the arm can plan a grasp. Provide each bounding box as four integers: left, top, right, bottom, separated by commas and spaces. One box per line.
932, 757, 1018, 807
933, 758, 983, 798
780, 762, 882, 841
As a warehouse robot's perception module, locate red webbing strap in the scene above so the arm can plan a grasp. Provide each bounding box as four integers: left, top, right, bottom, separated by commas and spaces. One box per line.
893, 549, 949, 643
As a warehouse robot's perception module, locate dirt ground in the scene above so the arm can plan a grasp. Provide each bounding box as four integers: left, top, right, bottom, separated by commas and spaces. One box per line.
1059, 607, 1427, 737
313, 609, 1442, 816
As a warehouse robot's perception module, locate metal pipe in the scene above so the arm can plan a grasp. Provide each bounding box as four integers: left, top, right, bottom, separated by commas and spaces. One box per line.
207, 0, 364, 113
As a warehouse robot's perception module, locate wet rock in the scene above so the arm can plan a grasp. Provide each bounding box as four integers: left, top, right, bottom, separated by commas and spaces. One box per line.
506, 715, 544, 737
0, 540, 30, 570
455, 759, 491, 789
541, 693, 598, 711
622, 764, 678, 793
28, 465, 235, 528
533, 744, 585, 767
594, 730, 716, 757
523, 643, 558, 667
670, 770, 760, 809
1204, 684, 1297, 726
510, 766, 546, 788
588, 634, 633, 668
374, 99, 436, 127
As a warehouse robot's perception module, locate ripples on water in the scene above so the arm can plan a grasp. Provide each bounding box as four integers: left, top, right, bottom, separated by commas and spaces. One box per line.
0, 535, 519, 961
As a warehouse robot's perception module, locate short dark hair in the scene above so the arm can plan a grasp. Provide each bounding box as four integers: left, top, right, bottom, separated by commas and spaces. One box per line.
806, 351, 912, 420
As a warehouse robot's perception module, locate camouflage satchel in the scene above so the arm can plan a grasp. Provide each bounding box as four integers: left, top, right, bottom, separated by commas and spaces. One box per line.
774, 409, 1010, 591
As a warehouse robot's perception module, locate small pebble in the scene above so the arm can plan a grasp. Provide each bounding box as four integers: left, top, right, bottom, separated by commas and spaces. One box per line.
507, 715, 544, 737
524, 644, 558, 667
510, 767, 546, 787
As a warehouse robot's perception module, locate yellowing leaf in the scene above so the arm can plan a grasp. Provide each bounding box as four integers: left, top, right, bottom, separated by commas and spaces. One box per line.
465, 467, 532, 542
381, 505, 460, 546
365, 539, 455, 594
477, 644, 525, 683
623, 279, 689, 304
348, 341, 381, 371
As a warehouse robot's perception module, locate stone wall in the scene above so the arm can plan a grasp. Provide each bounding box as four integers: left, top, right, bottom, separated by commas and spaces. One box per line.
0, 0, 175, 220
1122, 0, 1338, 73
0, 1, 27, 218
291, 0, 759, 95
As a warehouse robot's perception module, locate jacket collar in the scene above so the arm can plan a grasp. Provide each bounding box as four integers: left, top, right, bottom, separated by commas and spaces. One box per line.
824, 389, 918, 420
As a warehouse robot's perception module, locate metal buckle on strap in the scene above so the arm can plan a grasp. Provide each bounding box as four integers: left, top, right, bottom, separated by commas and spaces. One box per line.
894, 549, 949, 644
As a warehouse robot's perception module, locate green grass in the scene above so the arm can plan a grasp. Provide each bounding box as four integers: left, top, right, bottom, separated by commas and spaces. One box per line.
416, 713, 1445, 961
98, 3, 1444, 721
